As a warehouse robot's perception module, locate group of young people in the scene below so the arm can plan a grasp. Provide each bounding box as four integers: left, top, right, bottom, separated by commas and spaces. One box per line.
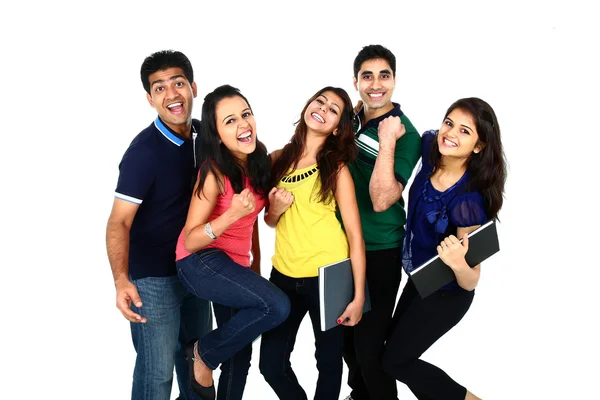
106, 44, 507, 400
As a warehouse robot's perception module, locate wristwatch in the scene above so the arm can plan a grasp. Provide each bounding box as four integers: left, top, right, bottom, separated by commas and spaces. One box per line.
204, 222, 217, 239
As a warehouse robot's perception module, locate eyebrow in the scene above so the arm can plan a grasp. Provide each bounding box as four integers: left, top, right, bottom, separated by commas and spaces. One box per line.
222, 108, 252, 123
446, 117, 474, 133
360, 69, 392, 76
319, 95, 341, 112
150, 74, 186, 88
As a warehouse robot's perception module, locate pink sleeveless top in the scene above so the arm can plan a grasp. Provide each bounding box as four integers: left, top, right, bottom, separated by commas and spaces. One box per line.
176, 176, 267, 267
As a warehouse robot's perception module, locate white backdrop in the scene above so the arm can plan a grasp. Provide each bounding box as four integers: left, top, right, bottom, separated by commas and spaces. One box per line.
1, 1, 598, 399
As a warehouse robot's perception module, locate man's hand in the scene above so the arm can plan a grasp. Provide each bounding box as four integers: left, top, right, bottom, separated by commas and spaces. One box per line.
377, 116, 406, 146
115, 279, 147, 323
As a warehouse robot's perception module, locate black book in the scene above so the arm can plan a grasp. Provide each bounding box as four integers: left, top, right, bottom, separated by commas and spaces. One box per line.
318, 258, 371, 331
409, 219, 500, 299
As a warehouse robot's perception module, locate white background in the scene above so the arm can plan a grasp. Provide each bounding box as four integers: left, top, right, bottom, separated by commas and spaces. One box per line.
1, 1, 598, 399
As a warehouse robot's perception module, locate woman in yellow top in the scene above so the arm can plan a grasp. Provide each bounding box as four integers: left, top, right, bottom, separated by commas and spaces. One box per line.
259, 86, 366, 400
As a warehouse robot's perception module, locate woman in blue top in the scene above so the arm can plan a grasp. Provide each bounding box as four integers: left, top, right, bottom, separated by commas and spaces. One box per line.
381, 97, 507, 400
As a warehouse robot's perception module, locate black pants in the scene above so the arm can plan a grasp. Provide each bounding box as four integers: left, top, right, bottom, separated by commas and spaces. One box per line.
343, 248, 402, 400
382, 279, 474, 400
260, 268, 344, 400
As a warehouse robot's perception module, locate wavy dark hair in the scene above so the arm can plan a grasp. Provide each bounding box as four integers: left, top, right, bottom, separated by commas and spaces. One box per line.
195, 85, 270, 199
271, 86, 357, 203
140, 50, 193, 94
429, 97, 507, 219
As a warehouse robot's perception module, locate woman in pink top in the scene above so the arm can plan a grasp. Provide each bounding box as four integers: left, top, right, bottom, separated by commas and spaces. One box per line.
175, 85, 290, 400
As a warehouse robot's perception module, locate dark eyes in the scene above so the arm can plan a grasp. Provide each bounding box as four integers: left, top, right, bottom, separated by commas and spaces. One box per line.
444, 120, 470, 134
316, 98, 337, 115
226, 111, 253, 125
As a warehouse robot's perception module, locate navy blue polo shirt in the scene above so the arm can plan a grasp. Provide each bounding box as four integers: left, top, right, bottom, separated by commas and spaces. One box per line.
114, 117, 199, 280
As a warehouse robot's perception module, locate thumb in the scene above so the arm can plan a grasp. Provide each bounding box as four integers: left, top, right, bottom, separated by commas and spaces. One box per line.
462, 232, 469, 250
337, 310, 350, 325
268, 187, 278, 197
129, 287, 143, 308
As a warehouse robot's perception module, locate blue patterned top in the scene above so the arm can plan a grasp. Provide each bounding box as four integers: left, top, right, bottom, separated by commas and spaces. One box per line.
403, 130, 488, 290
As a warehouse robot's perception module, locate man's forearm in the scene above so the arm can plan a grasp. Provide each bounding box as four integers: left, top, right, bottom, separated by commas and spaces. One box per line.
369, 143, 402, 211
106, 220, 131, 283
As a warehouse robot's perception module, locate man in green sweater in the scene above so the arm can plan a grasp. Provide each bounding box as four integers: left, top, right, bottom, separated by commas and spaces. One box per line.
343, 44, 422, 400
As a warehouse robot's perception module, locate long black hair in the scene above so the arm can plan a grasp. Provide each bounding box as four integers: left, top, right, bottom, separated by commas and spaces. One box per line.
195, 85, 270, 198
430, 97, 507, 219
271, 86, 356, 203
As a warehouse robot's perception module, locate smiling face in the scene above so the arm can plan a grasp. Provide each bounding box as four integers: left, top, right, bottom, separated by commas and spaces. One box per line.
438, 108, 485, 160
215, 95, 257, 161
303, 91, 344, 136
353, 58, 395, 117
146, 67, 197, 136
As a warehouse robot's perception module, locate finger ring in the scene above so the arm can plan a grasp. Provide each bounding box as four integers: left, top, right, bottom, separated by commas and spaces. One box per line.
441, 243, 447, 247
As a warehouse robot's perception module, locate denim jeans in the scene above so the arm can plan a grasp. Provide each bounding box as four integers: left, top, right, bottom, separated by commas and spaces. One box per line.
176, 248, 290, 373
259, 268, 345, 400
212, 304, 253, 400
130, 275, 213, 400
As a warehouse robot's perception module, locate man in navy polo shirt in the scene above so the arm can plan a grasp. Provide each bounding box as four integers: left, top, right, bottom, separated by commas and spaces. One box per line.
106, 50, 212, 400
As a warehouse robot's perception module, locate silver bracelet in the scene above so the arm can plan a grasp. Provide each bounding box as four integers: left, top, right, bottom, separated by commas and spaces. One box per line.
204, 222, 217, 240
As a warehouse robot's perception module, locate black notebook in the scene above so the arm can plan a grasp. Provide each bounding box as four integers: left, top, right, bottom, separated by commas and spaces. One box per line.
318, 258, 371, 331
409, 219, 500, 299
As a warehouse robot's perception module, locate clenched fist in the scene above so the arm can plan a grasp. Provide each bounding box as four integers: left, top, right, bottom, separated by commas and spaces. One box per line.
378, 115, 406, 145
229, 188, 256, 220
268, 187, 294, 216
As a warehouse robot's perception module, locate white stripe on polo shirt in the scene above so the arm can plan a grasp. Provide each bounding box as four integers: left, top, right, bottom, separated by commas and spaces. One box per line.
114, 192, 143, 204
356, 134, 379, 157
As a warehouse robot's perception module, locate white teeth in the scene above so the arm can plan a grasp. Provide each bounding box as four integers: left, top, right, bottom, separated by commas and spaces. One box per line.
444, 138, 458, 147
369, 93, 383, 98
312, 113, 325, 123
167, 103, 182, 108
238, 131, 251, 139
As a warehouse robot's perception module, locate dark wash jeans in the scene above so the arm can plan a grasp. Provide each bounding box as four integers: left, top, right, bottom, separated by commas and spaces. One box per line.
259, 267, 345, 400
212, 304, 253, 400
176, 248, 290, 398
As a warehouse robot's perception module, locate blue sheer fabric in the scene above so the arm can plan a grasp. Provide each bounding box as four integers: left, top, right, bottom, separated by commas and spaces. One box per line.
402, 130, 487, 290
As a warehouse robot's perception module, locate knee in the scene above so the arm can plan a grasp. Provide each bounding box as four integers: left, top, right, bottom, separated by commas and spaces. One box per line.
266, 290, 290, 327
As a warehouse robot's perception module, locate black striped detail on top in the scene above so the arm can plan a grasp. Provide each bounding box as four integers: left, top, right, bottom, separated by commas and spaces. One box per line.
281, 166, 319, 183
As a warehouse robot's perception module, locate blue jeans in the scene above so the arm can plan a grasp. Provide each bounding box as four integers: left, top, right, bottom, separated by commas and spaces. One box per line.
212, 304, 253, 400
130, 275, 212, 400
176, 248, 290, 374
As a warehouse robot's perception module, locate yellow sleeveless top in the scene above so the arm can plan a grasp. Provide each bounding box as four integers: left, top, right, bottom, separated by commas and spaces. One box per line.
271, 163, 349, 278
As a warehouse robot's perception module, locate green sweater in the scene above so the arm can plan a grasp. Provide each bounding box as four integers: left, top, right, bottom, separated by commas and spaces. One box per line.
348, 103, 421, 251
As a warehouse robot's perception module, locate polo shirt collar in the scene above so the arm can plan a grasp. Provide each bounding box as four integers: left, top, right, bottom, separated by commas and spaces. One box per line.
354, 102, 405, 134
154, 116, 193, 146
